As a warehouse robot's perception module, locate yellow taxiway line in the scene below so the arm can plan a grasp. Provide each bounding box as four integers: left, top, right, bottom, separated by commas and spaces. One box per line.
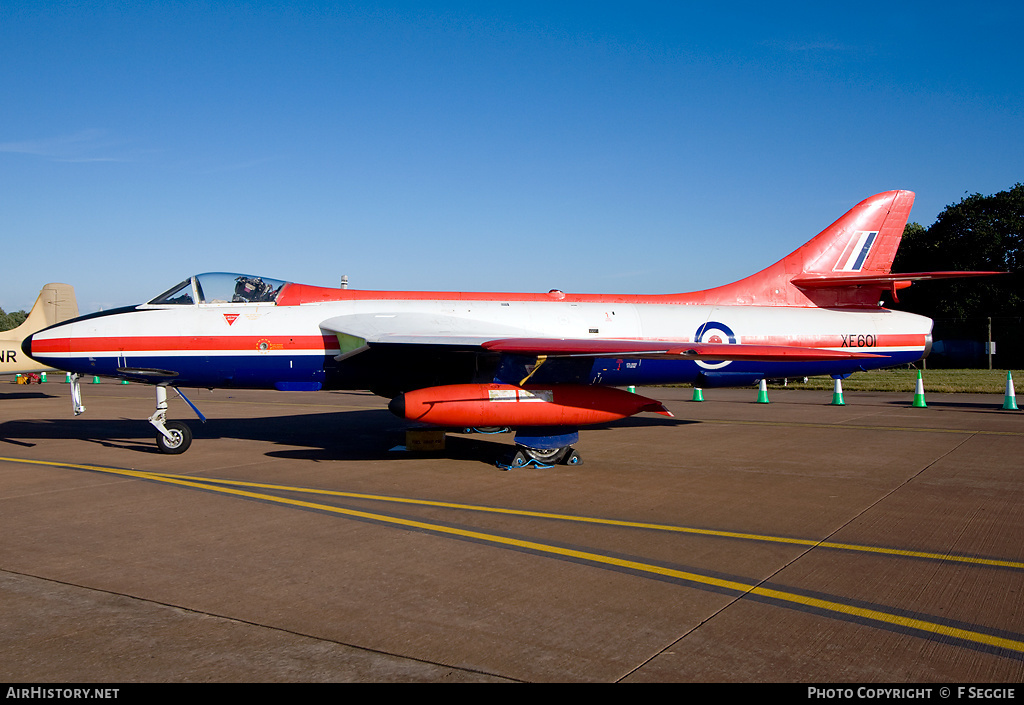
4, 455, 1023, 657
120, 469, 1024, 572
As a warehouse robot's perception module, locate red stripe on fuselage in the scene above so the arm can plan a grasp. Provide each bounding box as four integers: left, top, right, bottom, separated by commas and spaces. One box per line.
31, 332, 926, 358
32, 334, 339, 355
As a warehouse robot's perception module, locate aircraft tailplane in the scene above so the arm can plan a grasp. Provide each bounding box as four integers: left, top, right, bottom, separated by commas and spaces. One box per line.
2, 283, 78, 375
10, 283, 79, 336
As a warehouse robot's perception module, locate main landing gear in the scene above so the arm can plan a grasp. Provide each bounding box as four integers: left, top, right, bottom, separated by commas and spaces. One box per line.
506, 445, 582, 469
500, 426, 583, 469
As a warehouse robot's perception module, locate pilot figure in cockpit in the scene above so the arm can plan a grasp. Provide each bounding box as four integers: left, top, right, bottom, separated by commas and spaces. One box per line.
233, 276, 273, 303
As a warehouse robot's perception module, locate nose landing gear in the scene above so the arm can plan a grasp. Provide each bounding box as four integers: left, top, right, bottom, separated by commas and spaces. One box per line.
149, 385, 204, 454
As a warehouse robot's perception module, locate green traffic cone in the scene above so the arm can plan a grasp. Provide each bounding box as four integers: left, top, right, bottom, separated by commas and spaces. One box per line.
627, 385, 635, 393
831, 377, 845, 406
756, 379, 769, 403
40, 372, 47, 383
912, 370, 927, 408
92, 376, 101, 384
1004, 371, 1018, 411
691, 387, 704, 402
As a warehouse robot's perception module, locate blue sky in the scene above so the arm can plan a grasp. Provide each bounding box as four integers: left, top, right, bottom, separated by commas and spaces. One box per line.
2, 1, 1021, 313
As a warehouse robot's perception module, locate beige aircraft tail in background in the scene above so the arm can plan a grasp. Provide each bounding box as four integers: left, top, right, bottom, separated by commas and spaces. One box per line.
1, 283, 78, 376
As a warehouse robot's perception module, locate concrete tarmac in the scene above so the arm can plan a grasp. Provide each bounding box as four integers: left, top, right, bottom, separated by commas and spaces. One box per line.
2, 377, 1023, 683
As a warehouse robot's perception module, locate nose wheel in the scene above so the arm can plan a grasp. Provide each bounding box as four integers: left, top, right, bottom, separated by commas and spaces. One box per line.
155, 420, 192, 454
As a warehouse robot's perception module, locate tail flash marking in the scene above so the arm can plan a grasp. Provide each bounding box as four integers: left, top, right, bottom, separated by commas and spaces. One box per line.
834, 231, 879, 272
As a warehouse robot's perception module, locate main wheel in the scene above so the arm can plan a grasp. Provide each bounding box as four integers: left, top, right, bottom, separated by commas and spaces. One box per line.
156, 421, 192, 454
519, 445, 567, 465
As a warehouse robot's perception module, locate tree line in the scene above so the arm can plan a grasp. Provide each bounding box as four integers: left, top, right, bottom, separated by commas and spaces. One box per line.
893, 183, 1022, 367
0, 308, 27, 332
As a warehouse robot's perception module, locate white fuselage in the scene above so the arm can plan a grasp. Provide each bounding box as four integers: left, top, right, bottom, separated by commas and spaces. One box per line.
28, 292, 931, 391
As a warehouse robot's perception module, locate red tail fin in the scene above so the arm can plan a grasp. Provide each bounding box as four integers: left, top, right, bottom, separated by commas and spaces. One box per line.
693, 190, 916, 308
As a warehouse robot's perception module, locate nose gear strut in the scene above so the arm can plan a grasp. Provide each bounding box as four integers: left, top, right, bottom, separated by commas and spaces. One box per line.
149, 385, 205, 454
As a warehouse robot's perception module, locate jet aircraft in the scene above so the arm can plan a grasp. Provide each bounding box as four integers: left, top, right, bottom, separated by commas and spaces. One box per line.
22, 191, 1000, 463
1, 283, 78, 377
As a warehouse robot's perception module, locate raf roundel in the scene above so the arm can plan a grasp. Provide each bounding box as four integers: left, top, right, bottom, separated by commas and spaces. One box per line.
693, 321, 737, 370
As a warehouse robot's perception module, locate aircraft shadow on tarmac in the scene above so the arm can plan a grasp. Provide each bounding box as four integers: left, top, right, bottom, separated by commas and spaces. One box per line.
0, 390, 60, 402
883, 399, 1018, 413
0, 408, 690, 464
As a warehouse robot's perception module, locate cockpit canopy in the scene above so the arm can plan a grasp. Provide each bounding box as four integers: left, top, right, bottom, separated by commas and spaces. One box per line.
148, 273, 288, 306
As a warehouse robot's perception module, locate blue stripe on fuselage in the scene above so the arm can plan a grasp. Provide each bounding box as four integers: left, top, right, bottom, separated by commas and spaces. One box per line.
51, 349, 925, 391
587, 351, 923, 386
59, 354, 331, 388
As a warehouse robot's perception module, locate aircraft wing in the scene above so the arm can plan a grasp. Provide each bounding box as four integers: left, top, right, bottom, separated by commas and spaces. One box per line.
320, 315, 882, 362
320, 313, 533, 360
